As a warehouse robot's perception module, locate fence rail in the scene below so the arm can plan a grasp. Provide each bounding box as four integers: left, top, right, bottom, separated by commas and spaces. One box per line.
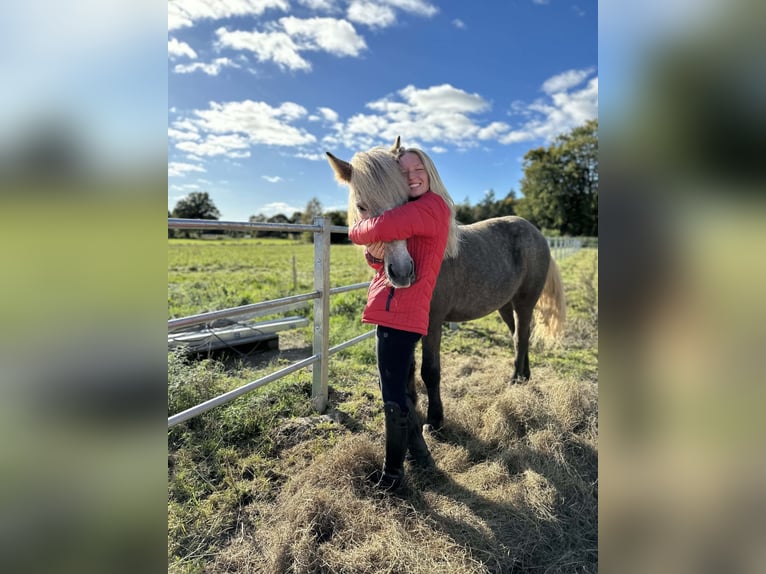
168, 216, 370, 428
547, 236, 583, 260
168, 217, 585, 428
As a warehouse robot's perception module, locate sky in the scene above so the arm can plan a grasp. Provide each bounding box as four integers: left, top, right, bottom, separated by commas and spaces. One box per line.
168, 0, 598, 222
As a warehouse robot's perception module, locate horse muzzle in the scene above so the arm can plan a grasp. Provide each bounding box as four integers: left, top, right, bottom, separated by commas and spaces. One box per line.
384, 240, 416, 288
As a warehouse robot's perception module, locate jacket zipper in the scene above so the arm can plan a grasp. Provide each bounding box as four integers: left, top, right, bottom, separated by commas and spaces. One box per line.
385, 286, 395, 311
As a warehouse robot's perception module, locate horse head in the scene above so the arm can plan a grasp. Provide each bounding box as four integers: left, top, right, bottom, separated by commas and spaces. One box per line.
326, 145, 416, 288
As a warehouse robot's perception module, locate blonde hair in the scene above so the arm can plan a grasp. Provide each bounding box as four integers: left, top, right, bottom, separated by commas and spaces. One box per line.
346, 147, 410, 225
393, 146, 461, 258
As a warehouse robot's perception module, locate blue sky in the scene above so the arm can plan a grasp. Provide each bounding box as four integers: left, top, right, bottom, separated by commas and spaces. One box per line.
168, 0, 597, 222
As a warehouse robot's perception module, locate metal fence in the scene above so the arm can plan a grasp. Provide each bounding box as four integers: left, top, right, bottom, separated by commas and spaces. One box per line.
168, 217, 373, 428
547, 236, 583, 260
168, 217, 586, 428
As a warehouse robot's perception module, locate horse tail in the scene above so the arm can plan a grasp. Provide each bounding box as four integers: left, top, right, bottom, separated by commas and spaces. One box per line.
535, 258, 566, 341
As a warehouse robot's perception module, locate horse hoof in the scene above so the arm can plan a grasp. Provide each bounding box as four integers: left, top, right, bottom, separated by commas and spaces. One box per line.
423, 423, 443, 437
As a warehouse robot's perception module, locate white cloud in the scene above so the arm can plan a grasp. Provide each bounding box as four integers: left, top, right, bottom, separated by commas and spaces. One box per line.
168, 161, 206, 177
168, 0, 289, 31
260, 201, 302, 217
477, 121, 511, 140
347, 1, 396, 28
177, 133, 252, 157
296, 152, 325, 161
173, 58, 240, 76
500, 72, 598, 144
327, 71, 597, 152
347, 0, 437, 26
452, 18, 466, 29
262, 175, 283, 183
216, 27, 311, 71
317, 107, 339, 123
383, 0, 438, 17
297, 0, 336, 9
168, 37, 197, 59
168, 127, 200, 141
532, 0, 550, 5
171, 99, 317, 160
216, 18, 365, 71
280, 17, 367, 57
541, 67, 596, 94
399, 84, 488, 114
333, 84, 492, 149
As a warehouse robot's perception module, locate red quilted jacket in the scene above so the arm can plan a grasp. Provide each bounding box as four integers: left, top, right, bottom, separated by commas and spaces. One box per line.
349, 191, 450, 336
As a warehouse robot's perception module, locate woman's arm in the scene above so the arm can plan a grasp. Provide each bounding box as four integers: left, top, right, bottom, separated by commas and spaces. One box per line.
349, 193, 448, 245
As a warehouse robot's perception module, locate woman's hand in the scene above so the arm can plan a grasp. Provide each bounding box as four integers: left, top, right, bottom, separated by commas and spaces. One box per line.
366, 241, 385, 260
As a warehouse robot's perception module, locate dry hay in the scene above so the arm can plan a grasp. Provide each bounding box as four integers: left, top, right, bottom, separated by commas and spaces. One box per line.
208, 355, 597, 573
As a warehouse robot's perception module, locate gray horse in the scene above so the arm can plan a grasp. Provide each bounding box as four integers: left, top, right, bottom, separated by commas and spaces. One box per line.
327, 141, 566, 430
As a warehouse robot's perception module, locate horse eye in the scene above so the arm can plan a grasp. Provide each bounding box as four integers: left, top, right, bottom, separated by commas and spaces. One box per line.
357, 204, 367, 213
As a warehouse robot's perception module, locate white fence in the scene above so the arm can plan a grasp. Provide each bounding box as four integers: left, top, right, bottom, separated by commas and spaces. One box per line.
168, 217, 373, 428
168, 217, 584, 428
547, 236, 583, 260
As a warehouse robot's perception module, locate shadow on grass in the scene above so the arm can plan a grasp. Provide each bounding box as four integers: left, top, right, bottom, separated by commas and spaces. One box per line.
405, 414, 598, 572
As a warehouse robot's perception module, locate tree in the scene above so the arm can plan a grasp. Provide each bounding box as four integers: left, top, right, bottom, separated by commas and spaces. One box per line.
455, 197, 476, 224
300, 197, 323, 243
498, 189, 518, 217
289, 212, 303, 239
475, 190, 497, 221
516, 119, 598, 236
172, 191, 221, 220
300, 198, 323, 224
323, 210, 350, 244
248, 213, 268, 238
266, 213, 290, 238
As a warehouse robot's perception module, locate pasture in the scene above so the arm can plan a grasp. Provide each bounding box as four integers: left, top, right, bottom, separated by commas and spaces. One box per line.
168, 237, 598, 573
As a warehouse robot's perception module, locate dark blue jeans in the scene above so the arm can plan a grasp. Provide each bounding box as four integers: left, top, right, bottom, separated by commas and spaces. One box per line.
375, 325, 421, 413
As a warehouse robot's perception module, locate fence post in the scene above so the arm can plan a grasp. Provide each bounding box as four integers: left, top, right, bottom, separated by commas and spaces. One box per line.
312, 217, 331, 412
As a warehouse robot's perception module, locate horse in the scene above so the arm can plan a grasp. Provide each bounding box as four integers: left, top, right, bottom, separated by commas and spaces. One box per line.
326, 140, 566, 430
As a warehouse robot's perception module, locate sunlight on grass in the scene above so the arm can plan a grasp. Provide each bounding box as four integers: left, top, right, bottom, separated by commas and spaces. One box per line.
168, 240, 598, 573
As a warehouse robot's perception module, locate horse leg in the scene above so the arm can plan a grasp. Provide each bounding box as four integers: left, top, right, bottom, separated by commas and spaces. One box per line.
498, 303, 528, 383
510, 304, 534, 382
420, 327, 444, 430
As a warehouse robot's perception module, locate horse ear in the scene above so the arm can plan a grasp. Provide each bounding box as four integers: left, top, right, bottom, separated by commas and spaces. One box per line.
325, 152, 352, 183
390, 136, 401, 153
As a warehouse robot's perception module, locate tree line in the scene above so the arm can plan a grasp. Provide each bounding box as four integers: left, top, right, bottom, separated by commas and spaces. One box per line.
170, 120, 597, 239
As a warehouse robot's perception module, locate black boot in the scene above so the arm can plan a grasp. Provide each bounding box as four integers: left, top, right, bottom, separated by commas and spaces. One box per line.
373, 402, 409, 492
405, 397, 435, 468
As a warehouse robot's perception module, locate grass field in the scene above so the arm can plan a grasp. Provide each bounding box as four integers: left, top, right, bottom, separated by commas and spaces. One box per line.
168, 238, 598, 573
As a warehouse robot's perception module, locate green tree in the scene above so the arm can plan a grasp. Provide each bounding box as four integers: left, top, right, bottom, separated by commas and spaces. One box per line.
475, 190, 497, 221
248, 214, 268, 238
289, 211, 303, 239
172, 191, 221, 220
300, 197, 323, 242
266, 213, 290, 238
455, 196, 476, 224
516, 119, 598, 236
498, 189, 518, 217
323, 210, 350, 244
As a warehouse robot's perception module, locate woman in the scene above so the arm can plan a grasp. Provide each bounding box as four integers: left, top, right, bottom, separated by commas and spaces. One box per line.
349, 144, 458, 491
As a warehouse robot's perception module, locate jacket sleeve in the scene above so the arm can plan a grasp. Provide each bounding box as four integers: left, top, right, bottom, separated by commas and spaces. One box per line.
349, 193, 448, 245
364, 248, 384, 271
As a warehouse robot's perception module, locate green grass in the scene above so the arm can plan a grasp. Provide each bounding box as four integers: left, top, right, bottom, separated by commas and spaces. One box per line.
168, 239, 598, 573
169, 238, 371, 320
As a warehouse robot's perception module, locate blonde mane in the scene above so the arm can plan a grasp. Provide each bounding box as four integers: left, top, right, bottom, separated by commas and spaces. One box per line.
346, 146, 461, 258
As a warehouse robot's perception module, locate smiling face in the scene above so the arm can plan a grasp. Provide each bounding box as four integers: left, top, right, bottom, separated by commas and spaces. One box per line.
399, 152, 430, 198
